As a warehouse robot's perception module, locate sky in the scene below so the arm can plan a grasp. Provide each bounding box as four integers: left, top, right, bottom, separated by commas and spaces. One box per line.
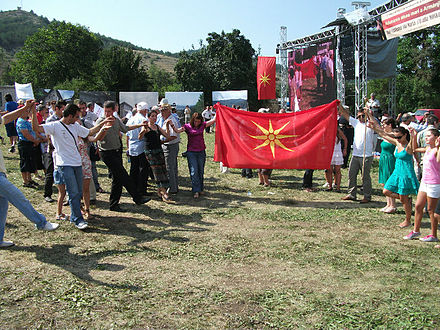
2, 0, 385, 56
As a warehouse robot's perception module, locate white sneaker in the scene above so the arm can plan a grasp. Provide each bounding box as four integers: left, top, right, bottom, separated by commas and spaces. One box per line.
323, 182, 329, 188
75, 221, 88, 230
0, 241, 14, 248
41, 222, 59, 231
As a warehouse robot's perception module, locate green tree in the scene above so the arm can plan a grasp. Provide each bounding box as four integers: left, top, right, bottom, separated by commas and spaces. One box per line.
10, 21, 102, 88
94, 46, 150, 92
148, 63, 181, 95
175, 29, 256, 106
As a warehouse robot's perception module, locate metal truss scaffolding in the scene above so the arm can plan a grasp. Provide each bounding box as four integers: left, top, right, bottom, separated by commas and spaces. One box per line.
336, 25, 345, 105
354, 23, 368, 114
279, 26, 288, 110
276, 0, 408, 112
388, 77, 396, 116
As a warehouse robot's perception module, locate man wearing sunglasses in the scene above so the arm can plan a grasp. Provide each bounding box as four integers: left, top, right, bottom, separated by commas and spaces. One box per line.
338, 104, 377, 203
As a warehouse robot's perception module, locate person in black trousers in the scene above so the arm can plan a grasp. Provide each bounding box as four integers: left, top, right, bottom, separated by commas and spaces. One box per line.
95, 101, 150, 211
302, 169, 314, 192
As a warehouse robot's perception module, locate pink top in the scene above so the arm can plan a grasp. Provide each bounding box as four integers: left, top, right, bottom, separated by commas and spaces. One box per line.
422, 148, 440, 184
184, 122, 206, 152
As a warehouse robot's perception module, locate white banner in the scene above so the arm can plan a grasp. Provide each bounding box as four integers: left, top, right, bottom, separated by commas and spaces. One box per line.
382, 0, 440, 40
14, 82, 34, 100
94, 103, 104, 118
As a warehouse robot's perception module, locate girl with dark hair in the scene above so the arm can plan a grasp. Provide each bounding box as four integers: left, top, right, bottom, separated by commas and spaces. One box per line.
367, 112, 419, 228
378, 118, 398, 213
406, 128, 440, 241
139, 109, 173, 202
324, 126, 347, 192
169, 112, 216, 198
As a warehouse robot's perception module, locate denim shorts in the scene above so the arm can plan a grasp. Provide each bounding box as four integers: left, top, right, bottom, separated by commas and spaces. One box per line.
53, 168, 65, 185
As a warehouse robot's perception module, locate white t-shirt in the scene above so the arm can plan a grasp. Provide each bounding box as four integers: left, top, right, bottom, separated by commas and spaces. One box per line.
42, 121, 89, 166
349, 116, 376, 157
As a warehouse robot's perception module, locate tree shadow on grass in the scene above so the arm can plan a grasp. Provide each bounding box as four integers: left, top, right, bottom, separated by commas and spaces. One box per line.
186, 186, 385, 211
13, 244, 143, 291
87, 213, 206, 246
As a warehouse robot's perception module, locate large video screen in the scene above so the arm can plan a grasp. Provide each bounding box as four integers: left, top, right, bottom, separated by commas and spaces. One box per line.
288, 40, 335, 111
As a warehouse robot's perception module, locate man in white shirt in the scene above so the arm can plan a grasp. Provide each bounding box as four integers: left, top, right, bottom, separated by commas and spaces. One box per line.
339, 104, 376, 203
184, 105, 191, 124
0, 100, 59, 248
32, 103, 113, 230
202, 106, 213, 133
366, 93, 380, 117
157, 98, 180, 194
126, 102, 149, 196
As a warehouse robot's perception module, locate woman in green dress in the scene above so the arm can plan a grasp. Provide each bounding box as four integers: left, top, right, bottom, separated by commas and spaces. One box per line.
378, 118, 398, 213
367, 112, 419, 228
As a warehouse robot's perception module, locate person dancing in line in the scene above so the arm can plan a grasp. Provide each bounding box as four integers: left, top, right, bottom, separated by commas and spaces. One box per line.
76, 120, 110, 220
404, 128, 440, 241
378, 118, 398, 213
169, 112, 216, 198
139, 109, 174, 202
0, 100, 59, 248
366, 111, 419, 228
324, 126, 347, 192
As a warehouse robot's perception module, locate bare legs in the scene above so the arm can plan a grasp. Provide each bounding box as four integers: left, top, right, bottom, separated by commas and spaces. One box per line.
413, 191, 438, 237
56, 184, 66, 219
82, 178, 91, 220
325, 165, 341, 191
258, 172, 270, 187
383, 189, 412, 227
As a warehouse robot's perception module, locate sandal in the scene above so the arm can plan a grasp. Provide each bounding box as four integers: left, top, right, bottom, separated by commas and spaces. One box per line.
83, 209, 93, 220
384, 207, 397, 214
162, 194, 174, 203
56, 213, 69, 221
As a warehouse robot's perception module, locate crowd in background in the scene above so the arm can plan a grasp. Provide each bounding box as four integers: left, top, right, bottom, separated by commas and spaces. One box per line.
2, 91, 440, 248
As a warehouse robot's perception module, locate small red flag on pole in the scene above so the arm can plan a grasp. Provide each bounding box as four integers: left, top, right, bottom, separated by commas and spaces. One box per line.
257, 56, 276, 100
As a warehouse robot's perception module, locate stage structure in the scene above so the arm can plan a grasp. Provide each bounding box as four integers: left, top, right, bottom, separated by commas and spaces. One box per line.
277, 0, 411, 115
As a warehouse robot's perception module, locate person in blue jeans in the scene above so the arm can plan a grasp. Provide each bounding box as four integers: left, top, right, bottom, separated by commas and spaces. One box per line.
0, 100, 59, 248
31, 103, 114, 230
169, 112, 216, 198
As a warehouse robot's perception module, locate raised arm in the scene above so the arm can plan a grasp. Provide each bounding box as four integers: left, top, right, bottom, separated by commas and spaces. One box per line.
30, 102, 46, 133
337, 103, 350, 122
138, 126, 147, 140
436, 137, 440, 163
3, 99, 33, 126
365, 110, 398, 146
89, 124, 112, 142
167, 120, 185, 133
410, 128, 426, 153
205, 115, 216, 128
88, 117, 114, 136
338, 127, 348, 156
126, 122, 146, 131
158, 124, 174, 141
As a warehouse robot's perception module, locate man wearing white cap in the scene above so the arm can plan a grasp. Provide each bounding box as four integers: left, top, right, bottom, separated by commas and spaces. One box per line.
157, 98, 180, 194
126, 102, 150, 196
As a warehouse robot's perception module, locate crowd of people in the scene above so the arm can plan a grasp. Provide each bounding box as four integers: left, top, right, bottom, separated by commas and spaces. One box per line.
1, 92, 440, 249
0, 95, 217, 247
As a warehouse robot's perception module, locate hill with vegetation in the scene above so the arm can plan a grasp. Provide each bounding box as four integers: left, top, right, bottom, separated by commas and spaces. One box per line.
0, 8, 178, 75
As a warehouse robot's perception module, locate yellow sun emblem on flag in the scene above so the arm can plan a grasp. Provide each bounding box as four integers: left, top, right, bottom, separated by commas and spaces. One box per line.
247, 120, 297, 158
259, 72, 271, 86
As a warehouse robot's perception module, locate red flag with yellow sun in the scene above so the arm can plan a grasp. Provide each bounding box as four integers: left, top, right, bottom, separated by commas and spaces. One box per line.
257, 56, 276, 100
214, 100, 339, 169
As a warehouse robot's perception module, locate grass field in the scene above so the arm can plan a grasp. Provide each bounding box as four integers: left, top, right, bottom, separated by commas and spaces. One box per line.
1, 126, 440, 328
